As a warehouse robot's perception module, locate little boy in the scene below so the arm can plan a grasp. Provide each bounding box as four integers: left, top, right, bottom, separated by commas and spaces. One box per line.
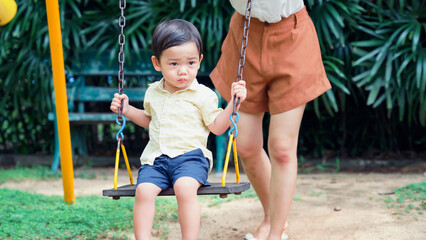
110, 19, 247, 239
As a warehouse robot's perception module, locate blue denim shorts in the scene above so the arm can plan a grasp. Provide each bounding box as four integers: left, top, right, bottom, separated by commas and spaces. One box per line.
136, 148, 211, 190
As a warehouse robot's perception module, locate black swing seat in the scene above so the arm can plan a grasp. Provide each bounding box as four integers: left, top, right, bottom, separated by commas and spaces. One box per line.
103, 182, 250, 200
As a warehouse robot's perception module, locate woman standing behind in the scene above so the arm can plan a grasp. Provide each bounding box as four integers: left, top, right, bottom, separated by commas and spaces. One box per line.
210, 1, 331, 239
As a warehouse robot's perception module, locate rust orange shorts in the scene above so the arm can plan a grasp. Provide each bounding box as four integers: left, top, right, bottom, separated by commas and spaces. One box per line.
210, 7, 332, 114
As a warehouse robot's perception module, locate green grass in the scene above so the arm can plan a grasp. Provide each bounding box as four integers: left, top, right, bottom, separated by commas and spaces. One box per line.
0, 188, 134, 239
394, 182, 426, 202
0, 164, 178, 240
310, 189, 323, 197
0, 167, 261, 239
0, 166, 61, 184
0, 189, 189, 239
383, 182, 426, 220
0, 185, 257, 239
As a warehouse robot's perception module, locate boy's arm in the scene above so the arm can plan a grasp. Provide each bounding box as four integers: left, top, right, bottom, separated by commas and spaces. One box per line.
207, 81, 246, 135
124, 105, 151, 129
207, 102, 236, 135
110, 93, 151, 129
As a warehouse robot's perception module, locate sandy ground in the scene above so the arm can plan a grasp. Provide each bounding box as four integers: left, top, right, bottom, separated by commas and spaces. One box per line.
2, 168, 425, 240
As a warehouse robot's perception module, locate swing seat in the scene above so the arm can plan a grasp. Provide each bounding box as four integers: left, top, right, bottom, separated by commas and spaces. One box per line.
103, 182, 250, 199
104, 130, 249, 199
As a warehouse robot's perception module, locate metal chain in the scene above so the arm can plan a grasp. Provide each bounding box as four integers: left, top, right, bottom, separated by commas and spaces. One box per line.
117, 0, 126, 121
233, 0, 252, 115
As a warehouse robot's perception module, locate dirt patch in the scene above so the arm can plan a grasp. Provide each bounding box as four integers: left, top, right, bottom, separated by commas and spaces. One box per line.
2, 168, 425, 239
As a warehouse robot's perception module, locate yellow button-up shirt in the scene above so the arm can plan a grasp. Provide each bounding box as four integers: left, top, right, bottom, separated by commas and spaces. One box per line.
140, 78, 223, 171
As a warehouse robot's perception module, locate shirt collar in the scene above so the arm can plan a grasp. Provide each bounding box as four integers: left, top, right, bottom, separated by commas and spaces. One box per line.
157, 78, 199, 93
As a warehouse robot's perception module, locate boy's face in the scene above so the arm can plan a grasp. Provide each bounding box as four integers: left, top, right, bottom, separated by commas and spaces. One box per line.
152, 42, 203, 93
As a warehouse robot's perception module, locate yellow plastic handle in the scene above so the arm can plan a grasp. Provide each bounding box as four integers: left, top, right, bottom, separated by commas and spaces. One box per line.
121, 144, 134, 185
221, 133, 234, 186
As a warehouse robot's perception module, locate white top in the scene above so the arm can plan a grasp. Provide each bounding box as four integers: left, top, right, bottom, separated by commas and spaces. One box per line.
230, 0, 305, 23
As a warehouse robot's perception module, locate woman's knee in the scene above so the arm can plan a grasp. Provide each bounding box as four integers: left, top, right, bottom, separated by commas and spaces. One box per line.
237, 138, 264, 159
268, 140, 296, 166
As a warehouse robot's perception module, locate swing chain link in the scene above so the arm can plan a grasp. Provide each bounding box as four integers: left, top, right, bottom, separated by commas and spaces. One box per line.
233, 0, 252, 116
116, 0, 126, 142
117, 0, 126, 122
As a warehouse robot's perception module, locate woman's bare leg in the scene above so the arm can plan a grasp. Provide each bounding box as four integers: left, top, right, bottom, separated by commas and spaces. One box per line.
267, 104, 305, 240
173, 177, 202, 240
133, 183, 162, 240
236, 111, 272, 239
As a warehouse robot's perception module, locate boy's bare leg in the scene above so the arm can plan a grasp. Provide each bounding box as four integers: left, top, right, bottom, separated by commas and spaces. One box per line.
236, 112, 273, 239
174, 177, 202, 240
133, 183, 162, 240
267, 104, 305, 240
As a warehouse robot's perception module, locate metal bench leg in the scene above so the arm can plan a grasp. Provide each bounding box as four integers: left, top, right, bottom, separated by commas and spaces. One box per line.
51, 112, 60, 172
215, 134, 225, 172
215, 91, 226, 173
71, 127, 86, 155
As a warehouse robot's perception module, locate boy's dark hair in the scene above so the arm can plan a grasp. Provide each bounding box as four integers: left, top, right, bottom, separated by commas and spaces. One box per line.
151, 19, 203, 60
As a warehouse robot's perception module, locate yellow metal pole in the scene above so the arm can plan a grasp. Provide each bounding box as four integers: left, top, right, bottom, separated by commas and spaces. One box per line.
45, 0, 75, 204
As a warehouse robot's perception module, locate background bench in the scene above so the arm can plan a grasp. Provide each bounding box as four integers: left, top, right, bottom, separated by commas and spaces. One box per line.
48, 50, 227, 172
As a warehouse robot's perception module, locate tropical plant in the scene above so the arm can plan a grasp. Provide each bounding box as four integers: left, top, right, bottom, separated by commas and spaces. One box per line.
300, 0, 425, 156
306, 0, 364, 116
0, 0, 52, 153
352, 0, 425, 126
0, 0, 233, 154
66, 0, 233, 72
0, 0, 424, 159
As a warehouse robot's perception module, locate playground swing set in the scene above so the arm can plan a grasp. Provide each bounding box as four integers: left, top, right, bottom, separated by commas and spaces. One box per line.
102, 0, 253, 199
1, 0, 253, 203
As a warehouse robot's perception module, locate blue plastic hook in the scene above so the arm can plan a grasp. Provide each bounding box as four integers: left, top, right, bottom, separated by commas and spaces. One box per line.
115, 116, 126, 141
228, 112, 240, 137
